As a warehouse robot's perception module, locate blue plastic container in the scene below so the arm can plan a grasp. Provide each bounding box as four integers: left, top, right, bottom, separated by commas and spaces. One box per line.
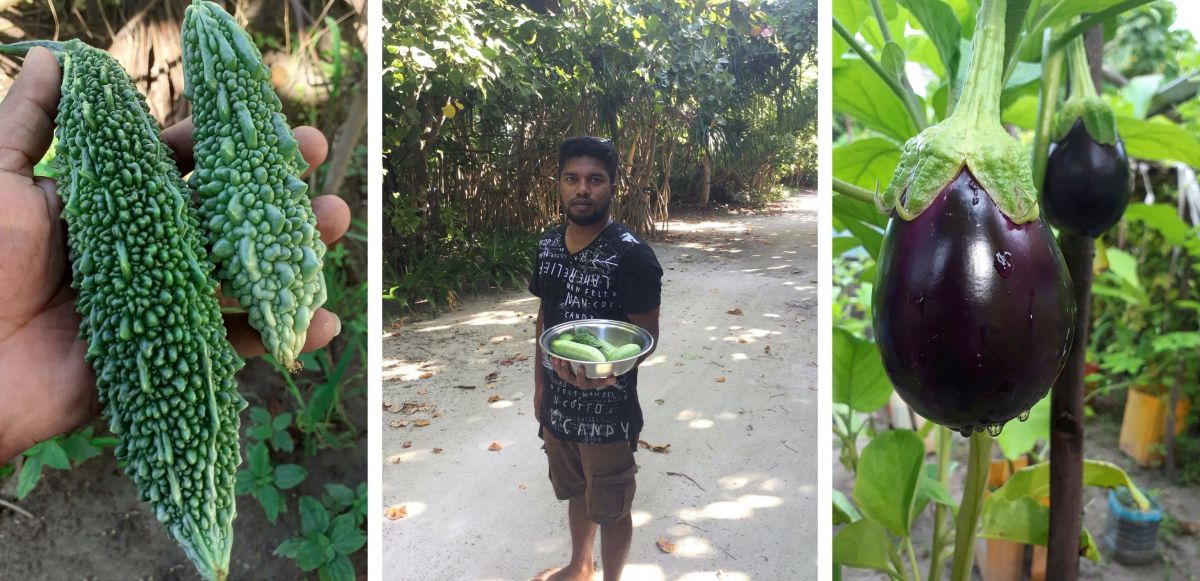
1102, 488, 1161, 565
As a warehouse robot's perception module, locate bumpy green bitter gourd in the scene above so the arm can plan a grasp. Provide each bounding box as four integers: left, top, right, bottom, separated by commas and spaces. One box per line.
0, 39, 246, 580
181, 0, 326, 369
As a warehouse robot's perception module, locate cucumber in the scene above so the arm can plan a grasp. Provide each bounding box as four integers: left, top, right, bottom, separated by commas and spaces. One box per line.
550, 340, 606, 362
556, 333, 575, 342
606, 343, 643, 361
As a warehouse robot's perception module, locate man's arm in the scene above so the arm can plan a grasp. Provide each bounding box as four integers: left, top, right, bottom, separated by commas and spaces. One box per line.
627, 308, 660, 365
534, 305, 545, 422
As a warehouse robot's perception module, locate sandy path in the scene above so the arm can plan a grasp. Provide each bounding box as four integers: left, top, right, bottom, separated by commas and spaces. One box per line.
381, 192, 819, 580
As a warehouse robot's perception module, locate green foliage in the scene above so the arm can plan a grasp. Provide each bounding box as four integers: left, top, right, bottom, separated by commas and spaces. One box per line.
274, 496, 367, 581
322, 482, 368, 527
13, 427, 117, 500
183, 1, 327, 369
234, 441, 308, 524
1106, 1, 1196, 78
246, 407, 295, 454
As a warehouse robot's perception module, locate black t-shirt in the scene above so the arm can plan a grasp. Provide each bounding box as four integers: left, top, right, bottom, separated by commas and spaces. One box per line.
529, 222, 663, 447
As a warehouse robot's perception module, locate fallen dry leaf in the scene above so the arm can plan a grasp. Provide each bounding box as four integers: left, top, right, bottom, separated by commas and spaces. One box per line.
514, 353, 529, 362
737, 338, 748, 344
432, 411, 442, 418
487, 395, 501, 403
418, 372, 434, 380
454, 385, 477, 390
764, 346, 771, 355
656, 537, 676, 553
727, 308, 743, 316
517, 484, 527, 491
674, 362, 684, 367
432, 448, 444, 454
382, 400, 393, 410
485, 371, 500, 382
385, 505, 408, 520
488, 442, 503, 452
389, 455, 402, 464
401, 441, 412, 449
414, 419, 431, 428
638, 440, 671, 453
715, 376, 727, 383
389, 420, 408, 429
500, 359, 514, 366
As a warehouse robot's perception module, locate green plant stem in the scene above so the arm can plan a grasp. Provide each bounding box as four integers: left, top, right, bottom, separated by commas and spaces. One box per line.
950, 0, 1006, 128
905, 537, 921, 581
870, 0, 894, 45
950, 431, 992, 581
832, 17, 927, 131
1065, 31, 1097, 99
832, 178, 877, 205
1032, 27, 1066, 188
1003, 0, 1154, 85
927, 426, 952, 581
1047, 0, 1156, 56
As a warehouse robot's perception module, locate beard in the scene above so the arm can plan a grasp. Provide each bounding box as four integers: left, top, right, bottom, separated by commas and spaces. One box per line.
564, 197, 611, 226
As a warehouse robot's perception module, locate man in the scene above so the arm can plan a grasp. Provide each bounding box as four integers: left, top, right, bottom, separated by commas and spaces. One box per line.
530, 136, 663, 581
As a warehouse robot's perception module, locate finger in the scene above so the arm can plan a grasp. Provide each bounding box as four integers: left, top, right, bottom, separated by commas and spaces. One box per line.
312, 195, 351, 245
224, 308, 341, 359
161, 120, 329, 178
0, 46, 60, 177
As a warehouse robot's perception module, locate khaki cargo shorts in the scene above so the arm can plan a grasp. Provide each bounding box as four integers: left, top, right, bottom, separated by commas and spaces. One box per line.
541, 429, 637, 525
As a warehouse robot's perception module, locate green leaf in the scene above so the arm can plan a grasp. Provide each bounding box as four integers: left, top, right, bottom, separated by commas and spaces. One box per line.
273, 412, 294, 431
832, 519, 896, 574
898, 0, 961, 82
1123, 204, 1189, 245
326, 483, 356, 507
980, 496, 1103, 562
329, 513, 367, 555
38, 440, 70, 471
989, 460, 1151, 510
1103, 248, 1141, 290
16, 456, 44, 499
1117, 115, 1200, 168
833, 138, 902, 192
274, 464, 309, 490
235, 469, 255, 495
1121, 75, 1164, 120
272, 430, 296, 454
918, 465, 956, 509
833, 327, 893, 413
295, 537, 330, 571
258, 484, 283, 524
300, 496, 331, 535
1001, 94, 1039, 129
249, 406, 271, 426
60, 432, 100, 463
834, 59, 921, 142
995, 394, 1051, 460
1041, 0, 1155, 29
319, 553, 356, 581
275, 537, 307, 559
834, 489, 862, 526
1003, 0, 1033, 67
1152, 332, 1200, 354
854, 430, 925, 537
833, 236, 863, 257
248, 441, 270, 476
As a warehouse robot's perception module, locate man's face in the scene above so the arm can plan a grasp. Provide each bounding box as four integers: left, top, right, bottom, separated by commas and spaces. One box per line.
559, 156, 612, 226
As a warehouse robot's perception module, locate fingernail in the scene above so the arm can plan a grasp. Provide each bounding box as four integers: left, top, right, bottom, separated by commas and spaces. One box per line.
331, 313, 342, 337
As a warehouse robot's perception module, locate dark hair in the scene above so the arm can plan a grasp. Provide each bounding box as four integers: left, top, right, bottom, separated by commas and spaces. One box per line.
558, 136, 618, 183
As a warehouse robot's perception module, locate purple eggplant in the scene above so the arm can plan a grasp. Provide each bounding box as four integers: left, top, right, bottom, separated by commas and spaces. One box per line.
873, 168, 1076, 435
869, 0, 1076, 436
1041, 35, 1131, 237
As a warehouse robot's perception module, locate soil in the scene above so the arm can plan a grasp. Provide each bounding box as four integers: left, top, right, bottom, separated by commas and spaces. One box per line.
381, 192, 819, 580
0, 357, 367, 581
832, 410, 1200, 580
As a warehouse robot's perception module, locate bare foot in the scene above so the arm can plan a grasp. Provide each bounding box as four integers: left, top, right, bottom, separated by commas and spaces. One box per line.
532, 564, 596, 581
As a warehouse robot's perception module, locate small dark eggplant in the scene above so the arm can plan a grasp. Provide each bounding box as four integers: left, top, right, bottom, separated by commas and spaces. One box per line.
1041, 36, 1131, 237
874, 169, 1076, 436
871, 0, 1076, 436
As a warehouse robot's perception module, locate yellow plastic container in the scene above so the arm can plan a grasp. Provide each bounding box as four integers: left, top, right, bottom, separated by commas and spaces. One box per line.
1119, 388, 1190, 467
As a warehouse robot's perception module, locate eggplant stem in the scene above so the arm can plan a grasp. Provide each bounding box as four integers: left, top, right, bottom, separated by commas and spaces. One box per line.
926, 426, 952, 581
1032, 26, 1066, 188
950, 431, 991, 581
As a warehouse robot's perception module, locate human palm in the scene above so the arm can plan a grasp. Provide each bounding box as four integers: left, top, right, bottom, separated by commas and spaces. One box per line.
0, 47, 351, 462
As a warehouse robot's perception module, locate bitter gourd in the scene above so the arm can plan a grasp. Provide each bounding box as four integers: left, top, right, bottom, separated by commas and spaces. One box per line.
0, 40, 246, 580
181, 0, 326, 370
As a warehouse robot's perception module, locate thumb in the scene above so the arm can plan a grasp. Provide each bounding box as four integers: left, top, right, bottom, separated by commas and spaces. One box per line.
0, 46, 60, 177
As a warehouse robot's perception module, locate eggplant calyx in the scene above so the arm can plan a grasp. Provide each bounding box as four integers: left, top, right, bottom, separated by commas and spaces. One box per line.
1054, 96, 1117, 147
877, 0, 1038, 225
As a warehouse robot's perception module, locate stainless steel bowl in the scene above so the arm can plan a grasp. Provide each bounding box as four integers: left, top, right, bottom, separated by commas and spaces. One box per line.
539, 319, 654, 379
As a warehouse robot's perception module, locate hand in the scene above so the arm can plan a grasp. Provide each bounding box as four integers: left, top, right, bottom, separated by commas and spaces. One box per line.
550, 357, 617, 390
0, 47, 352, 463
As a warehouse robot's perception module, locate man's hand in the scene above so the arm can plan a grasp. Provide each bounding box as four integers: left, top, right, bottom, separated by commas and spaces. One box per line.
550, 357, 617, 390
0, 47, 351, 463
